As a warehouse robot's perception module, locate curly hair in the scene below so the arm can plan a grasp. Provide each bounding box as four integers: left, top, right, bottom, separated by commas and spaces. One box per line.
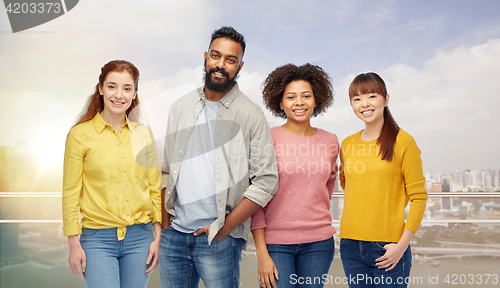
262, 63, 334, 119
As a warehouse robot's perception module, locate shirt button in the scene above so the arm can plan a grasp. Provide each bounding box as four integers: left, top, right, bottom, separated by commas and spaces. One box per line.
122, 156, 124, 159
180, 150, 182, 153
173, 171, 177, 174
120, 131, 122, 133
119, 143, 122, 146
123, 170, 126, 173
125, 184, 128, 187
226, 103, 229, 106
126, 199, 129, 202
187, 129, 190, 132
195, 109, 199, 112
127, 214, 129, 217
113, 130, 116, 133
167, 191, 171, 194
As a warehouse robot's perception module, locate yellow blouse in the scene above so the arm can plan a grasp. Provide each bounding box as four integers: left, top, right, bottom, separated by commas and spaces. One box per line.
63, 113, 161, 240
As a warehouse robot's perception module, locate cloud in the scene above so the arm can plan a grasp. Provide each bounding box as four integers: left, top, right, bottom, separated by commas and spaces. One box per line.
325, 38, 500, 172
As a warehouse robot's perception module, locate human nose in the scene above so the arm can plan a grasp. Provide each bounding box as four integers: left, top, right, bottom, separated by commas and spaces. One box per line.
115, 87, 124, 98
295, 96, 304, 105
361, 97, 369, 107
216, 57, 226, 70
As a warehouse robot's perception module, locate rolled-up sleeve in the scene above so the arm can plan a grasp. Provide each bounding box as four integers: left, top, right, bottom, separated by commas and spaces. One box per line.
243, 110, 278, 207
146, 129, 162, 224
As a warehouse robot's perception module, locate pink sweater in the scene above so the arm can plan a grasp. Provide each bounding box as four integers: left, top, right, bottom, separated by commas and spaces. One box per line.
251, 126, 338, 244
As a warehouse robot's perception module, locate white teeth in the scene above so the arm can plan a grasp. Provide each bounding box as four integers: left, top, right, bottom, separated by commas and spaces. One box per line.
294, 109, 306, 112
362, 110, 373, 114
111, 101, 124, 105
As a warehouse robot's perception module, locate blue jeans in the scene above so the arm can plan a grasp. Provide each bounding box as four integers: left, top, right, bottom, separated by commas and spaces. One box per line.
340, 239, 412, 288
159, 227, 244, 288
79, 223, 154, 288
266, 237, 335, 288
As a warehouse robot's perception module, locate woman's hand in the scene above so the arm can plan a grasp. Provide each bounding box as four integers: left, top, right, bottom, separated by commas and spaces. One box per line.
145, 238, 160, 275
146, 222, 162, 275
375, 229, 414, 271
375, 242, 407, 271
68, 235, 86, 279
257, 253, 279, 288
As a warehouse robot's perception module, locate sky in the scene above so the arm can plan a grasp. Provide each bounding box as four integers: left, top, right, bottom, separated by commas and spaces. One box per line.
1, 0, 500, 174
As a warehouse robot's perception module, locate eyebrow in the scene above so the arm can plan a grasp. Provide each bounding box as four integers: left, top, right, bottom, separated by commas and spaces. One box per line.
285, 90, 312, 95
106, 81, 132, 85
210, 49, 239, 61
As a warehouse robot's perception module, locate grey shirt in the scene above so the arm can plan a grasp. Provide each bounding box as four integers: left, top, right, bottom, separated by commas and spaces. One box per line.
162, 83, 278, 244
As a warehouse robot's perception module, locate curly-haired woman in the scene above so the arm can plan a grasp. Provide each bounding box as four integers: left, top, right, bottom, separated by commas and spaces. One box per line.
251, 63, 338, 288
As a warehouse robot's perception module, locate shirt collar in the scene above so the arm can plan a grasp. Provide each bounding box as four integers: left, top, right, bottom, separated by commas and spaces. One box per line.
93, 112, 130, 134
200, 83, 240, 109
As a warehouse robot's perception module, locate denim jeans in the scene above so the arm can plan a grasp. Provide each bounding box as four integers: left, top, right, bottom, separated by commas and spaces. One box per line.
79, 223, 154, 288
265, 237, 335, 288
340, 238, 412, 288
158, 227, 244, 288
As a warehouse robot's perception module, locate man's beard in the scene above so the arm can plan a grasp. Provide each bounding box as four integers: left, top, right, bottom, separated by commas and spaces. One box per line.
203, 60, 240, 93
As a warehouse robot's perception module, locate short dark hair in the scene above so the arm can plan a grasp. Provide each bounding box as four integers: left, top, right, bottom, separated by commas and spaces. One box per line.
209, 26, 246, 56
262, 63, 334, 119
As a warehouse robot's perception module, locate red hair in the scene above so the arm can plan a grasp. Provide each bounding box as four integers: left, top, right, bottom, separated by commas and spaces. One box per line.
348, 72, 399, 161
74, 60, 140, 126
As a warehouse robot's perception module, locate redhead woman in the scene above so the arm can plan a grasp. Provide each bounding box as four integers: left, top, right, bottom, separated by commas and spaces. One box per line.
251, 63, 338, 288
62, 60, 162, 288
339, 72, 428, 288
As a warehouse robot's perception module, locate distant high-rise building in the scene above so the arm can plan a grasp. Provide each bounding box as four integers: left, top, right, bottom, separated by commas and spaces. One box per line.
464, 171, 475, 187
0, 146, 15, 191
442, 178, 451, 210
481, 171, 487, 187
485, 175, 492, 188
453, 170, 463, 185
330, 197, 340, 221
472, 170, 480, 186
430, 183, 441, 192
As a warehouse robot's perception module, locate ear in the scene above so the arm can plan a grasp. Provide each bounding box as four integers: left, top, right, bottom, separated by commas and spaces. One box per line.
98, 85, 103, 96
385, 94, 390, 107
204, 51, 208, 61
280, 101, 283, 110
133, 91, 137, 100
239, 60, 244, 70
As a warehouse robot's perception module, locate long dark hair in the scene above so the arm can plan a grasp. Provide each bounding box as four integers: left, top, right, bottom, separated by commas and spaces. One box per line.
348, 72, 399, 161
74, 60, 140, 127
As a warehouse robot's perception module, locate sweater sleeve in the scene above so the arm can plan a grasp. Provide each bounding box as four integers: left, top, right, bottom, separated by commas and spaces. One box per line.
339, 145, 346, 191
326, 134, 339, 198
250, 207, 267, 231
400, 134, 428, 233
